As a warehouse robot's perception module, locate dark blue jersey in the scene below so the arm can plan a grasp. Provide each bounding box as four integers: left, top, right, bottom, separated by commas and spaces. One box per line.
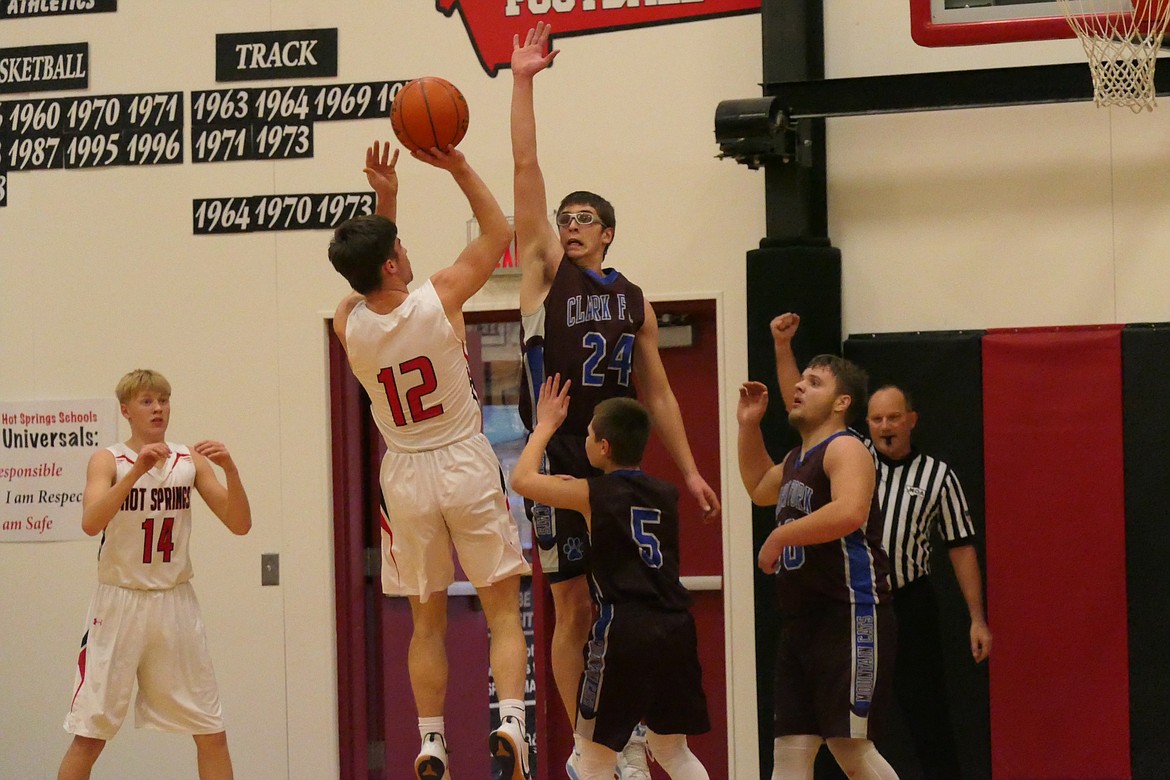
773, 431, 891, 616
585, 470, 691, 612
520, 259, 646, 436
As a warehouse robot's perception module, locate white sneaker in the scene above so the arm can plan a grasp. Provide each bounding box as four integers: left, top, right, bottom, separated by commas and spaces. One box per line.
415, 732, 449, 779
489, 715, 530, 780
565, 747, 583, 780
615, 738, 652, 780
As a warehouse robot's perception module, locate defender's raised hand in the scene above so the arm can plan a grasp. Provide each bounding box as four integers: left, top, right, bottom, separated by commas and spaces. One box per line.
511, 22, 559, 79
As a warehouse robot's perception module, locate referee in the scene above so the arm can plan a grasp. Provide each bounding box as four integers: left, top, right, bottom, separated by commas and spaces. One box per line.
771, 313, 992, 780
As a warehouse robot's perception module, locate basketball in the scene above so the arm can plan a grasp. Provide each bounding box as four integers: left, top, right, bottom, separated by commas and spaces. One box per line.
390, 77, 470, 154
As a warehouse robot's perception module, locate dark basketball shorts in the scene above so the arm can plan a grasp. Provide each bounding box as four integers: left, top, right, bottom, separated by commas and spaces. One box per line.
575, 603, 710, 751
524, 433, 600, 583
773, 602, 896, 740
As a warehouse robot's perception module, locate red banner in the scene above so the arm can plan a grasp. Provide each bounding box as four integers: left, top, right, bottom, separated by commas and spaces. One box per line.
983, 326, 1130, 780
436, 0, 760, 76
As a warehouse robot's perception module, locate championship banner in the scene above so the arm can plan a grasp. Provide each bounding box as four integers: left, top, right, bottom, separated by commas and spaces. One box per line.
0, 398, 117, 541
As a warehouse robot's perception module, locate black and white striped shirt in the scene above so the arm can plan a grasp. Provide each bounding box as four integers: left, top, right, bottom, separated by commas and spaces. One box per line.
871, 446, 976, 590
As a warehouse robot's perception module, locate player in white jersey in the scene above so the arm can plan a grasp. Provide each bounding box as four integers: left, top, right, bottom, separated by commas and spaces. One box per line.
57, 369, 252, 780
329, 141, 531, 780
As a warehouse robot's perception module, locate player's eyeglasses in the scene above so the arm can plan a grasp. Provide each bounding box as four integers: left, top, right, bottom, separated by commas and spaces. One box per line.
556, 211, 606, 227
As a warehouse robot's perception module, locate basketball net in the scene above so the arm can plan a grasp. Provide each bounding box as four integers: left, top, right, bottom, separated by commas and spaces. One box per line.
1055, 0, 1170, 111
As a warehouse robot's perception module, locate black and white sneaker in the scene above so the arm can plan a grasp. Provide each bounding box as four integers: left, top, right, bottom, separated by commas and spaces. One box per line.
415, 732, 450, 779
488, 715, 530, 780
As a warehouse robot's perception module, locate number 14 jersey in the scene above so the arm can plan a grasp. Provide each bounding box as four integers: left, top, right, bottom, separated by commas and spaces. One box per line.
98, 442, 195, 590
520, 260, 646, 436
345, 279, 482, 453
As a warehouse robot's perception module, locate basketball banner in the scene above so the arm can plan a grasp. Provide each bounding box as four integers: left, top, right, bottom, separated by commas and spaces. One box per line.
0, 398, 117, 542
437, 0, 761, 76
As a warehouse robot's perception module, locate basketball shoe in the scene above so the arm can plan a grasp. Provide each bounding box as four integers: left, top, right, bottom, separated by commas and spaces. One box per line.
565, 747, 583, 780
616, 736, 652, 780
488, 715, 530, 780
415, 732, 449, 779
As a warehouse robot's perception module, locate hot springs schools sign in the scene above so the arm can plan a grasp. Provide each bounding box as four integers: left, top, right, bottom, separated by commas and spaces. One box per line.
0, 399, 116, 542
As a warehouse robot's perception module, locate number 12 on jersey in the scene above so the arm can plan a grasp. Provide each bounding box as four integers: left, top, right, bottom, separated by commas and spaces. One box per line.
377, 356, 444, 426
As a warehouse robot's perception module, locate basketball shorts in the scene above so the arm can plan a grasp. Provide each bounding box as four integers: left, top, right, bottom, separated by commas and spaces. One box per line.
63, 582, 224, 740
575, 603, 710, 751
379, 433, 530, 601
773, 602, 895, 740
524, 433, 600, 583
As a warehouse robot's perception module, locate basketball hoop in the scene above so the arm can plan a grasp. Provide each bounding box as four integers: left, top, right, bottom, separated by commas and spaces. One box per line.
1055, 0, 1170, 111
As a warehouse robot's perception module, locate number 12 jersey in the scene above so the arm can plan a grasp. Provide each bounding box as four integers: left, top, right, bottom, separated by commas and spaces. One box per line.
345, 279, 482, 453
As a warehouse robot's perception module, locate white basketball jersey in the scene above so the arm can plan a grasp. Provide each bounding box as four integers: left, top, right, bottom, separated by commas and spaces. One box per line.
345, 279, 482, 453
97, 442, 196, 590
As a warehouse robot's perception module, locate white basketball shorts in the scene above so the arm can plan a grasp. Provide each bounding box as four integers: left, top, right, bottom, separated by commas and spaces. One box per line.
379, 433, 530, 601
63, 581, 224, 739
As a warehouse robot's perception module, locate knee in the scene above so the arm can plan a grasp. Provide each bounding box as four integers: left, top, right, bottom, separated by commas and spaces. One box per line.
824, 737, 870, 773
193, 731, 230, 754
478, 581, 523, 633
772, 735, 822, 778
552, 587, 593, 633
70, 735, 106, 761
411, 611, 448, 642
646, 732, 703, 774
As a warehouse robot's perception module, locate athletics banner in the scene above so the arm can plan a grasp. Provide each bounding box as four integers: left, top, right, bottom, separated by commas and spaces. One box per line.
983, 326, 1130, 780
437, 0, 761, 76
0, 398, 117, 542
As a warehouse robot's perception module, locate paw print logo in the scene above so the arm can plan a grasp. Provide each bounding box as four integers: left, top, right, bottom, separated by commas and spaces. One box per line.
563, 536, 585, 562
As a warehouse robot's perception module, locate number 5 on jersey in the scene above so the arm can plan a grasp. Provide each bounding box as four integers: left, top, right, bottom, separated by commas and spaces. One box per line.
631, 507, 664, 568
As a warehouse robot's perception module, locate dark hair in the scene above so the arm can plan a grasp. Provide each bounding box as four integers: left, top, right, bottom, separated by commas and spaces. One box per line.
806, 354, 869, 425
870, 383, 915, 413
591, 397, 650, 467
558, 190, 616, 256
328, 215, 398, 294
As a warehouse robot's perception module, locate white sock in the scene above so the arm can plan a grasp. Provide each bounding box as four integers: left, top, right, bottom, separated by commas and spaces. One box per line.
498, 698, 525, 726
418, 716, 445, 743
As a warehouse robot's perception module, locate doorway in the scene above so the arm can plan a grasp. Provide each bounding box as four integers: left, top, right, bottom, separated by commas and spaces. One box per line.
328, 298, 727, 779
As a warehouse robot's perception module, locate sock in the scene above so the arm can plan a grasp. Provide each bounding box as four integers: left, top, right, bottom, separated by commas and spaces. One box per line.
418, 716, 445, 743
498, 698, 525, 727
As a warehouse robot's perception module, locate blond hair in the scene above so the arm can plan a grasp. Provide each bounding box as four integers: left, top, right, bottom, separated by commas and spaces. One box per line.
115, 369, 171, 404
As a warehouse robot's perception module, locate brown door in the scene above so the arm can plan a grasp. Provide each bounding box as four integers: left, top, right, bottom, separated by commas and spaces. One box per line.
329, 299, 726, 779
329, 312, 527, 780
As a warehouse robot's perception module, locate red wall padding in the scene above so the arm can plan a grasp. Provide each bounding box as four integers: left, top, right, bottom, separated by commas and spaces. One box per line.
983, 326, 1130, 780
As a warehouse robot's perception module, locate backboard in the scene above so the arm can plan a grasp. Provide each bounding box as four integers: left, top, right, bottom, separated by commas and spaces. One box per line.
909, 0, 1137, 46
